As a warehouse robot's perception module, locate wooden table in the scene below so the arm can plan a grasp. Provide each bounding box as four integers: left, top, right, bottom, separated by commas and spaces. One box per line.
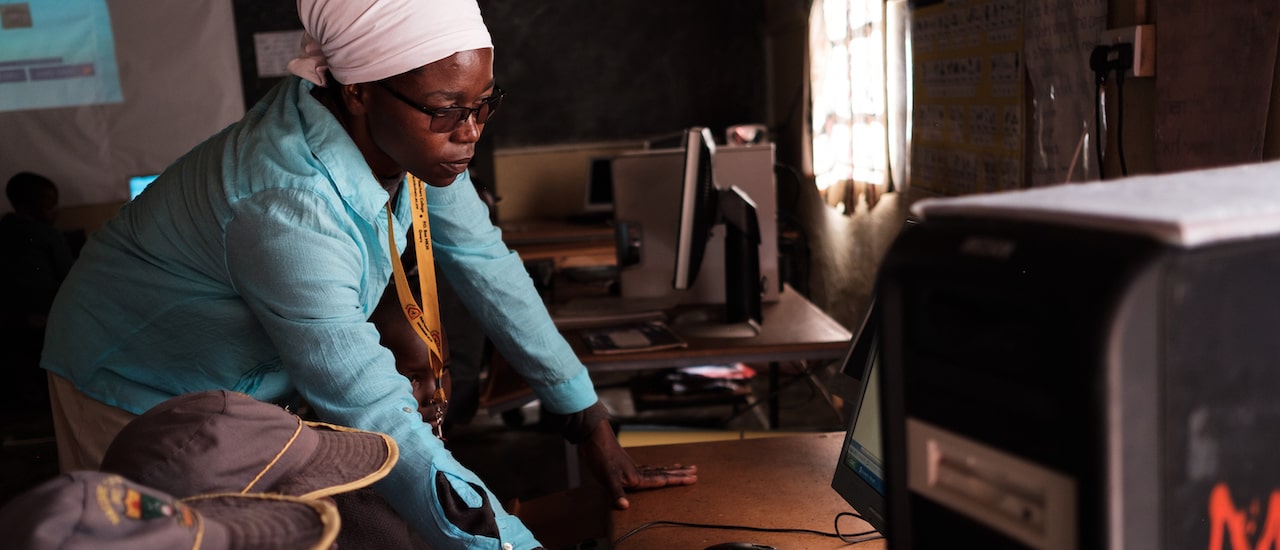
485, 219, 853, 428
519, 432, 888, 549
501, 219, 616, 269
571, 286, 852, 429
566, 286, 851, 373
482, 285, 852, 429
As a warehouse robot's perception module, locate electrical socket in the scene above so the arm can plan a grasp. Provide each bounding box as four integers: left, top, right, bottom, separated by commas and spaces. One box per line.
1099, 24, 1155, 78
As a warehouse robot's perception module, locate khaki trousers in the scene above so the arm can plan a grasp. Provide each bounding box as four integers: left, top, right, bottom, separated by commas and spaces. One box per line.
47, 372, 137, 472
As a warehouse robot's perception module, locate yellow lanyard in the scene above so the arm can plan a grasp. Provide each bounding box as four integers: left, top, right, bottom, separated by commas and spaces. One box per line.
387, 173, 447, 437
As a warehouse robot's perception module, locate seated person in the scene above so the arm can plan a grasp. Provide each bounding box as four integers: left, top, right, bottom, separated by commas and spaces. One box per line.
1, 171, 75, 412
0, 171, 75, 324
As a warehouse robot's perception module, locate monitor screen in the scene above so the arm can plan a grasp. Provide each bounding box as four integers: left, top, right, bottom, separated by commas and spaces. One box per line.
831, 301, 888, 533
128, 174, 158, 200
584, 156, 615, 213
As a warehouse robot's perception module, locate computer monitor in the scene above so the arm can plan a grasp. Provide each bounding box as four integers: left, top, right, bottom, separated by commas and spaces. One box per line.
128, 174, 158, 200
671, 126, 763, 338
831, 300, 888, 534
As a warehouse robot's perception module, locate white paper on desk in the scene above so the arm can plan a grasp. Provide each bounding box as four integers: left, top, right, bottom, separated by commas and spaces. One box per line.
608, 329, 650, 348
912, 160, 1280, 248
254, 30, 305, 78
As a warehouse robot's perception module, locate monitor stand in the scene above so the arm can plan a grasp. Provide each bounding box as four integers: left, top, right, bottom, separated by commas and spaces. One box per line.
670, 308, 761, 339
669, 191, 763, 340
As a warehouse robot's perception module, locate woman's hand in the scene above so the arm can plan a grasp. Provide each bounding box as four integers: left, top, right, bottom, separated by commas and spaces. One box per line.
371, 280, 451, 428
406, 367, 450, 429
577, 419, 697, 509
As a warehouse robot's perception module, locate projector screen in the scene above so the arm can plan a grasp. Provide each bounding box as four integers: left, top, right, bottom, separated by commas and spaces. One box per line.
0, 0, 244, 213
0, 1, 123, 112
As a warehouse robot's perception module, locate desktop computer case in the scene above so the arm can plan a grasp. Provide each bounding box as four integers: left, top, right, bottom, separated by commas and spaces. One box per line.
611, 143, 780, 305
877, 216, 1280, 550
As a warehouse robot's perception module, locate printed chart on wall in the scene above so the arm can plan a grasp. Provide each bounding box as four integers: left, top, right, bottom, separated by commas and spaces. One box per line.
0, 1, 122, 113
910, 0, 1024, 196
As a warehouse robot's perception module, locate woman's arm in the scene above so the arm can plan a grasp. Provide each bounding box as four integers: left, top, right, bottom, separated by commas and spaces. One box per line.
224, 188, 540, 548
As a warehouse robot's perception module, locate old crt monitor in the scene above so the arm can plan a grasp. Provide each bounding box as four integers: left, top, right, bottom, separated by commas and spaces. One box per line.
671, 126, 763, 338
832, 300, 887, 534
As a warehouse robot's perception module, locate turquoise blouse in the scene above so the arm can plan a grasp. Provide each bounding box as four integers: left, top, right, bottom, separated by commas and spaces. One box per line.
42, 76, 596, 549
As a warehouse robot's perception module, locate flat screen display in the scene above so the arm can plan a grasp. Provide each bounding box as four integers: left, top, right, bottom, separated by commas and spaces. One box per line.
831, 301, 888, 533
841, 353, 884, 494
128, 174, 157, 200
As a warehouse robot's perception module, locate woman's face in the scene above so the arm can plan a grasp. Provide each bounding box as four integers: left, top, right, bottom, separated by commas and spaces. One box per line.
361, 48, 497, 187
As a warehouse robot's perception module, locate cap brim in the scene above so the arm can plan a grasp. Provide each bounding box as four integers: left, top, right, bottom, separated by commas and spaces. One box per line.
184, 493, 340, 550
288, 421, 400, 499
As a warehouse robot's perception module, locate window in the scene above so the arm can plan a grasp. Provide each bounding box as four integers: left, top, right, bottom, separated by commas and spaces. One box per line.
809, 0, 910, 213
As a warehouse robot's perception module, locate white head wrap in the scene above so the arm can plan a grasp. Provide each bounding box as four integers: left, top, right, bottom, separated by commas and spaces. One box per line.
287, 0, 493, 87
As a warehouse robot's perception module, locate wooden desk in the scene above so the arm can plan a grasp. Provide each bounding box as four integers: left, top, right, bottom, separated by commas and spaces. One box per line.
481, 286, 853, 428
501, 219, 615, 246
566, 286, 851, 373
501, 220, 616, 268
568, 287, 852, 428
519, 433, 887, 549
484, 221, 852, 427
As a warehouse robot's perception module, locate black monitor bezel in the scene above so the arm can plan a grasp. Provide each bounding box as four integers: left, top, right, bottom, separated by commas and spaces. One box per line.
831, 300, 888, 534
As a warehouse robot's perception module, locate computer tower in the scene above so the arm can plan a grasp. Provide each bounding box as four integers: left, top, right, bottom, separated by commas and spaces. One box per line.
876, 164, 1280, 549
611, 143, 779, 305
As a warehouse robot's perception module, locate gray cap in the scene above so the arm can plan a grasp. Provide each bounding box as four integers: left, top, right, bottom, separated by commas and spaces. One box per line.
100, 390, 398, 499
0, 471, 340, 549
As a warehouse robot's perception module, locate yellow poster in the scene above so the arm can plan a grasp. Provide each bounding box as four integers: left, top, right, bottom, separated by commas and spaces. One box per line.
910, 0, 1024, 196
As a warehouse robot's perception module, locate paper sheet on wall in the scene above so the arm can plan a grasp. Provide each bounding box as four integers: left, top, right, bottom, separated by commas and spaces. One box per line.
1153, 1, 1280, 173
909, 0, 1025, 197
1022, 0, 1107, 186
253, 30, 303, 78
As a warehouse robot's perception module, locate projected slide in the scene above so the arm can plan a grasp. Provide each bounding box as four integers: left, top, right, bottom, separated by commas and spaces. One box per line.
0, 1, 122, 113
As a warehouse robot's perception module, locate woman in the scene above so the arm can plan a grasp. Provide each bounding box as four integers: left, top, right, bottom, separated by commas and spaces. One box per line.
40, 0, 694, 547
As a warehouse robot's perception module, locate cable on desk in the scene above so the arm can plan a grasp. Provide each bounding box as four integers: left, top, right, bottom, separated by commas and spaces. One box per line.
834, 511, 882, 543
610, 517, 882, 547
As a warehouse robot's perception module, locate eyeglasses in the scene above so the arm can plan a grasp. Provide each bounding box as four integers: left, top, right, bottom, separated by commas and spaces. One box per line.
376, 81, 504, 133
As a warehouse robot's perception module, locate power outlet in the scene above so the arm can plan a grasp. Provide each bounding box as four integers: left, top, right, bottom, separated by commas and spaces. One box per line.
1099, 24, 1155, 78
